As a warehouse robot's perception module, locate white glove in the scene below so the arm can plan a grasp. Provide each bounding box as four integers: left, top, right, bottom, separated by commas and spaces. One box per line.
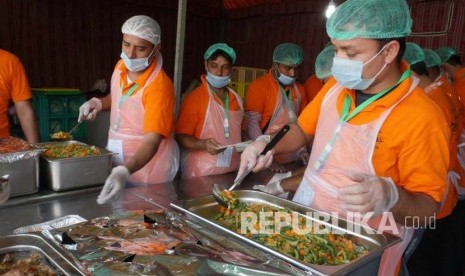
236, 135, 273, 181
253, 171, 292, 198
338, 173, 399, 215
0, 176, 11, 205
78, 97, 102, 122
97, 166, 130, 205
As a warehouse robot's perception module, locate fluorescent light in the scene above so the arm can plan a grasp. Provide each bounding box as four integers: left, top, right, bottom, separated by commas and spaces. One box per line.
325, 0, 336, 18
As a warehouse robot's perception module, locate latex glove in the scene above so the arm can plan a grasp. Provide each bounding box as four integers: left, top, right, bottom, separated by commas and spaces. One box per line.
236, 135, 273, 181
338, 173, 399, 215
297, 147, 309, 165
97, 166, 130, 205
253, 171, 292, 195
78, 97, 102, 122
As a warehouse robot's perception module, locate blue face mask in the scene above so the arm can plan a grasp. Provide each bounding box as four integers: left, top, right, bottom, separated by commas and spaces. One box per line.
206, 72, 231, 88
121, 47, 155, 72
276, 67, 296, 86
331, 46, 387, 90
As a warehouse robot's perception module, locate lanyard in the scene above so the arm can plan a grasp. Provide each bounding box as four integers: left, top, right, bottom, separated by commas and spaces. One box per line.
341, 69, 411, 122
279, 83, 297, 122
119, 81, 139, 108
114, 81, 138, 130
314, 69, 411, 170
211, 88, 230, 138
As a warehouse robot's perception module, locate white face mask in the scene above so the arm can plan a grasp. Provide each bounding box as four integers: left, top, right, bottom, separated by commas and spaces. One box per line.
121, 47, 155, 72
206, 71, 231, 88
331, 45, 388, 90
276, 66, 296, 86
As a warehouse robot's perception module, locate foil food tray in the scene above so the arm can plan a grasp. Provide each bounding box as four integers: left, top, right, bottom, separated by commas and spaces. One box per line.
13, 215, 87, 234
0, 233, 85, 275
37, 141, 114, 191
170, 190, 401, 276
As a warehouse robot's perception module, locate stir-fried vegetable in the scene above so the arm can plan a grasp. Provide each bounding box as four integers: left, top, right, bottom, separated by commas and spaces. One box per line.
43, 144, 102, 158
218, 190, 240, 209
214, 201, 368, 265
50, 131, 71, 140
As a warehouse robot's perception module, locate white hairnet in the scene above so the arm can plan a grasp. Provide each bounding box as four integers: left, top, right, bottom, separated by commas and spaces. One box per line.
121, 15, 161, 45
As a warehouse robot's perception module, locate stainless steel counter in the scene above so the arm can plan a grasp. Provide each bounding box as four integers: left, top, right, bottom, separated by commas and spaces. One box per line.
0, 163, 301, 236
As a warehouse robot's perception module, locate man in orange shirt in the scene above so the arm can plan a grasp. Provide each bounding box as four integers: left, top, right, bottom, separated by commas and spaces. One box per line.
176, 43, 243, 179
237, 0, 449, 274
78, 15, 179, 204
0, 49, 39, 143
244, 43, 307, 169
304, 44, 334, 103
403, 42, 462, 275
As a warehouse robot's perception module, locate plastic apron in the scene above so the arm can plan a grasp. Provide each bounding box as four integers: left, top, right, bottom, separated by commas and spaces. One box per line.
107, 53, 179, 184
293, 77, 418, 275
180, 84, 243, 179
265, 82, 303, 164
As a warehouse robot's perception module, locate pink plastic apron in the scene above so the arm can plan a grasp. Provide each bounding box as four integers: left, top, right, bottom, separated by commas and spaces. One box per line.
180, 83, 243, 179
293, 77, 419, 275
108, 53, 179, 184
265, 82, 303, 164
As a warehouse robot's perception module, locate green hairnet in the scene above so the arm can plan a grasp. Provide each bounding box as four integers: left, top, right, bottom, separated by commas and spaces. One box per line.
204, 43, 236, 64
326, 0, 412, 40
272, 43, 304, 66
403, 42, 425, 66
315, 45, 335, 80
436, 47, 457, 64
423, 49, 442, 68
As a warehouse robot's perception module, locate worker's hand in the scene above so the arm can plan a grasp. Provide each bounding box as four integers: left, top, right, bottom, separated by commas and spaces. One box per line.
78, 97, 102, 122
268, 161, 286, 173
203, 138, 225, 155
297, 147, 309, 165
236, 135, 273, 181
96, 166, 130, 205
253, 171, 292, 196
338, 173, 399, 215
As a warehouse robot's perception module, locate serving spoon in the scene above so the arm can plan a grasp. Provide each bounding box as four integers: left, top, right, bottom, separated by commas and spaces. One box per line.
212, 124, 290, 207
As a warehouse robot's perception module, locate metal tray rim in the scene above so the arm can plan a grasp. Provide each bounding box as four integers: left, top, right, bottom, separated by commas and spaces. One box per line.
171, 190, 401, 275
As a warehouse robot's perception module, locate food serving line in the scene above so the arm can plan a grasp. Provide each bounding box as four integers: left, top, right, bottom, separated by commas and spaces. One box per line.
0, 139, 399, 275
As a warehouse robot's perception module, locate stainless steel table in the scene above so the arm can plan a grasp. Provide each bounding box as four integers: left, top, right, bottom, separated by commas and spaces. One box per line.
0, 163, 301, 236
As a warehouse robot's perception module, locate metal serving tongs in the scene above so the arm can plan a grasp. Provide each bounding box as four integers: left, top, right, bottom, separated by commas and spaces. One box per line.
212, 124, 290, 207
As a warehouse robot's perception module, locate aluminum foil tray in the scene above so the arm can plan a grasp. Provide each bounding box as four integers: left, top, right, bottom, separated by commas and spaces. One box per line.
13, 215, 87, 234
170, 190, 401, 276
0, 233, 84, 275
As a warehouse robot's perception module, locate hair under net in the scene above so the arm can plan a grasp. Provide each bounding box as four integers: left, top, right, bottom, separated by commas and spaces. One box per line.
315, 45, 335, 80
273, 43, 304, 66
326, 0, 412, 40
423, 49, 442, 68
122, 15, 161, 45
436, 47, 457, 64
204, 43, 236, 64
403, 42, 425, 66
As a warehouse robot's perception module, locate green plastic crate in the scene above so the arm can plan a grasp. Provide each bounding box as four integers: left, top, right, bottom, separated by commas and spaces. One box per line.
32, 88, 85, 117
32, 88, 87, 142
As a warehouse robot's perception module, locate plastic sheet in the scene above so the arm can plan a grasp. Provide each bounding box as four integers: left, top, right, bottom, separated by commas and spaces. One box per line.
44, 210, 294, 275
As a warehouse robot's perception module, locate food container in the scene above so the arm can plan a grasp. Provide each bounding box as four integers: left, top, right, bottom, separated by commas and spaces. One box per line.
171, 190, 401, 276
38, 141, 114, 191
13, 215, 87, 234
0, 233, 84, 275
0, 148, 42, 197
